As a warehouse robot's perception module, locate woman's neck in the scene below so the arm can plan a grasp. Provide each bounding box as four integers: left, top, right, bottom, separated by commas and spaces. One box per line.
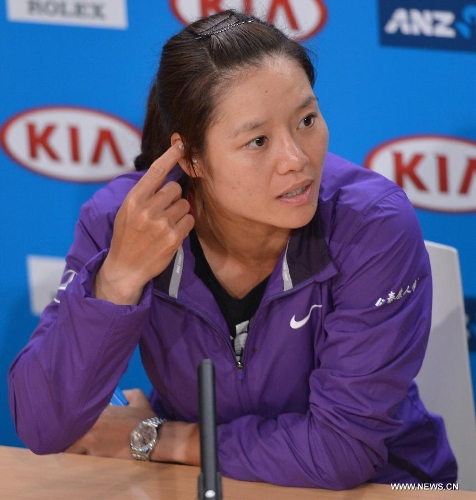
192, 192, 290, 298
193, 195, 290, 267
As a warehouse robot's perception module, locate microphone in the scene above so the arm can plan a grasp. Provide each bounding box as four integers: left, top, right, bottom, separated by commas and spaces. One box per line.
198, 359, 223, 500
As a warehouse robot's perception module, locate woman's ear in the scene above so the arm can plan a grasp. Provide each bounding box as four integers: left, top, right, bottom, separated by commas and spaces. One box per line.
170, 132, 202, 178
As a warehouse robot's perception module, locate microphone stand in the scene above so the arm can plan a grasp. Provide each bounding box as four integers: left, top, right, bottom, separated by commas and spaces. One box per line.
197, 359, 223, 500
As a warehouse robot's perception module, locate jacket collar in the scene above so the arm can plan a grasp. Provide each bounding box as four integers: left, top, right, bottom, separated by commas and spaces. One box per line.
284, 212, 337, 288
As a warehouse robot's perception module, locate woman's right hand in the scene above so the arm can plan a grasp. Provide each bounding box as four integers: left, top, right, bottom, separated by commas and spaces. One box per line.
94, 142, 194, 305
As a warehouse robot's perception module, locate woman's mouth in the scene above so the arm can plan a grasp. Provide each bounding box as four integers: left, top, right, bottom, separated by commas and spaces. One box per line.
280, 185, 308, 198
278, 182, 313, 205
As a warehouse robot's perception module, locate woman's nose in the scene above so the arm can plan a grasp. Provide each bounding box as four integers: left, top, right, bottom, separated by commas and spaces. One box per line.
275, 135, 307, 174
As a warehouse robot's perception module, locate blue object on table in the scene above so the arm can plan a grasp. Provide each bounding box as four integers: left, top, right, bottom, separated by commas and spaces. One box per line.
110, 387, 129, 406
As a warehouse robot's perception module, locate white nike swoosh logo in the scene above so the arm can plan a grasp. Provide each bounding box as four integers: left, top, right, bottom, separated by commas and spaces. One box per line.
290, 304, 322, 329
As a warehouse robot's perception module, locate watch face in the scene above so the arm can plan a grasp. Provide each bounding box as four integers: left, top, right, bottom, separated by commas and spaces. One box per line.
131, 422, 157, 452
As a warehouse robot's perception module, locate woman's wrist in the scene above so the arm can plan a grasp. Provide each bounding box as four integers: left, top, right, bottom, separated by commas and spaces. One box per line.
151, 421, 200, 465
94, 261, 144, 305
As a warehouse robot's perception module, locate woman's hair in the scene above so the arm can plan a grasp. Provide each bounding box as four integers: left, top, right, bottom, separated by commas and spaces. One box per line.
134, 9, 316, 171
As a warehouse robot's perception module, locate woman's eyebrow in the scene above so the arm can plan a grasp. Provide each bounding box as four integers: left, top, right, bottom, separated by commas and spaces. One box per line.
230, 95, 317, 139
297, 94, 318, 111
231, 119, 268, 139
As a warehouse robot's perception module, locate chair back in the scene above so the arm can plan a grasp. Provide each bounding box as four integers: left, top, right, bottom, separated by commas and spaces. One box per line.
415, 241, 476, 491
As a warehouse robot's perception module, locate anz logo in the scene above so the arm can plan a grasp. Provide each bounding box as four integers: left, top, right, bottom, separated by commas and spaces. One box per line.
379, 1, 476, 52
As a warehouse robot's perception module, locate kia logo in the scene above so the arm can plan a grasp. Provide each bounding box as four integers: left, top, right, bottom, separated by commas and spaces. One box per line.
365, 135, 476, 213
1, 106, 140, 183
170, 0, 327, 41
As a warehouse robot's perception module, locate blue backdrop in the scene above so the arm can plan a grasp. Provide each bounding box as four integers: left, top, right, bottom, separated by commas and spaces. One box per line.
1, 0, 475, 448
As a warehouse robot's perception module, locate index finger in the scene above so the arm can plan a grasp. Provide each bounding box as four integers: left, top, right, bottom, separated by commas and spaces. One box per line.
133, 142, 184, 198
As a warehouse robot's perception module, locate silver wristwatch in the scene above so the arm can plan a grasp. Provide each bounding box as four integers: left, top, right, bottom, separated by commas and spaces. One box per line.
130, 416, 167, 461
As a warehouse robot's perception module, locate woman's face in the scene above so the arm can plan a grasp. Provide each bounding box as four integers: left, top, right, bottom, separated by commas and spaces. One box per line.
197, 56, 329, 232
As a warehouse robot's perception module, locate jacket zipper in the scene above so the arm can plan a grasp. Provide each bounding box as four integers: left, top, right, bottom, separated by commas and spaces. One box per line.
239, 277, 318, 370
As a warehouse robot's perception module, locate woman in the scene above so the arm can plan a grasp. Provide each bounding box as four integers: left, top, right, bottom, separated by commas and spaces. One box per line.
8, 10, 456, 489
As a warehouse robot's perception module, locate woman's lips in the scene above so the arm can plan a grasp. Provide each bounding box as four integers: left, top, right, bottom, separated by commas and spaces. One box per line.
278, 182, 313, 204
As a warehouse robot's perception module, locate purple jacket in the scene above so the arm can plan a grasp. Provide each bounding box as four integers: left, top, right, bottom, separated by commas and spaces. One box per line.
8, 153, 456, 489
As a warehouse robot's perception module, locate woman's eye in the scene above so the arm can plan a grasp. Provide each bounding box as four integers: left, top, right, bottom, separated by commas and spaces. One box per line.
246, 136, 267, 148
299, 113, 316, 129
